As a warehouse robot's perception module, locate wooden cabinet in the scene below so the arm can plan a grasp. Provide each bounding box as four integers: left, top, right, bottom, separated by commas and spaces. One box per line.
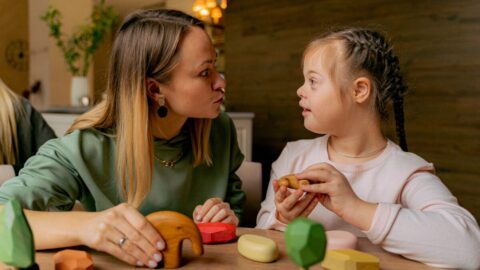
42, 111, 254, 161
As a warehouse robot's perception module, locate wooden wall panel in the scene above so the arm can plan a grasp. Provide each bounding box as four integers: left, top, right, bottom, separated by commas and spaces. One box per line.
225, 0, 480, 221
0, 0, 28, 95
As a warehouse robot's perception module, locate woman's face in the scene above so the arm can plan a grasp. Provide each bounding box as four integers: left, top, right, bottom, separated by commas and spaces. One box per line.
160, 27, 225, 119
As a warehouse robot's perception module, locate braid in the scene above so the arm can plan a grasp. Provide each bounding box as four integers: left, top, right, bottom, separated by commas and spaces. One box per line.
393, 96, 408, 151
324, 28, 409, 151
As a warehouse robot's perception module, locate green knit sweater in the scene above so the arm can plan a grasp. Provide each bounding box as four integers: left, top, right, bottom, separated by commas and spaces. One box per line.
0, 112, 246, 220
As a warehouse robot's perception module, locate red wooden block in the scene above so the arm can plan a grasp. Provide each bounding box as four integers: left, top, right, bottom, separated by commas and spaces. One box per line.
197, 222, 237, 244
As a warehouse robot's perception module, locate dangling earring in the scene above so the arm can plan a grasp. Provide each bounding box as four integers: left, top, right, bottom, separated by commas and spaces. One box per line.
157, 94, 168, 118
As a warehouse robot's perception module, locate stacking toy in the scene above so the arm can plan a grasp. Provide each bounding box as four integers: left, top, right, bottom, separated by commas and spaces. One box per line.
53, 249, 94, 270
237, 234, 279, 263
278, 174, 310, 189
146, 211, 203, 268
197, 222, 236, 244
0, 199, 36, 269
321, 249, 379, 270
285, 217, 327, 270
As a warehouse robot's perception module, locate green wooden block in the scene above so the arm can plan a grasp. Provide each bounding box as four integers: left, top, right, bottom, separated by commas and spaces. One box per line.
0, 199, 35, 268
285, 217, 327, 269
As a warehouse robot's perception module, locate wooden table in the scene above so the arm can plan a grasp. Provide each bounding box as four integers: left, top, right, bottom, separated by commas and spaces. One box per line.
1, 228, 447, 270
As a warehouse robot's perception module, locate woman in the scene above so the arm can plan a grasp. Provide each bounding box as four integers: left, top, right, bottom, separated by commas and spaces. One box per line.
0, 9, 245, 268
0, 79, 56, 177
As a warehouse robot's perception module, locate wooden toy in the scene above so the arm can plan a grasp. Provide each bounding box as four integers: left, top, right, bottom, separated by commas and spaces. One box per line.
285, 217, 327, 270
326, 230, 357, 250
146, 211, 203, 268
53, 249, 93, 270
321, 249, 379, 270
197, 222, 236, 244
278, 174, 310, 189
237, 234, 279, 263
0, 199, 36, 269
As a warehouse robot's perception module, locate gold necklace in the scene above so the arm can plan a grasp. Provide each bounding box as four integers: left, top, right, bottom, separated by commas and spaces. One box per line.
154, 150, 183, 168
328, 139, 387, 159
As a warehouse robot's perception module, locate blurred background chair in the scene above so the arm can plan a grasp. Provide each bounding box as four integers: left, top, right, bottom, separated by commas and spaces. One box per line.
236, 161, 262, 228
0, 165, 15, 186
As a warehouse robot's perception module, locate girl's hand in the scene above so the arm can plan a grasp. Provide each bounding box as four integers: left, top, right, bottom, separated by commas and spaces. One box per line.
273, 180, 318, 224
79, 203, 165, 268
297, 163, 377, 230
193, 197, 239, 225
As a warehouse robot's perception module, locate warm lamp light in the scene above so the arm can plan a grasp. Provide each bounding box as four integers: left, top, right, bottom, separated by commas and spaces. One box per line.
210, 7, 222, 24
205, 0, 217, 9
199, 8, 210, 16
192, 0, 227, 25
192, 0, 205, 12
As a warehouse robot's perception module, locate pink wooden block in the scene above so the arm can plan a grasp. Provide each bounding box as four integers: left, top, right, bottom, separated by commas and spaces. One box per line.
326, 230, 358, 250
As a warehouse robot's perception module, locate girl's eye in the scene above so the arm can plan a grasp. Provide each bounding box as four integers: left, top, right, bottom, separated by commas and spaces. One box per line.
200, 69, 210, 77
309, 79, 316, 85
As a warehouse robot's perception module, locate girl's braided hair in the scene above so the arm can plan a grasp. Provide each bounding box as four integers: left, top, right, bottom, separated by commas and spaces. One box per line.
315, 28, 408, 151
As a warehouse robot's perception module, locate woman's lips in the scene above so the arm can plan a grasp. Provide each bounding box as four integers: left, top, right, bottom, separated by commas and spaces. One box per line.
214, 95, 224, 103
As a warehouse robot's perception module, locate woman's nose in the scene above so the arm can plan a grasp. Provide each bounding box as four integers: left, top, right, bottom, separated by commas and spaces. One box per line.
213, 72, 226, 91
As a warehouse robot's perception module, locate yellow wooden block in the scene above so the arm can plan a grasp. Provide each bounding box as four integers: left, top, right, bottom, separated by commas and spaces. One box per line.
237, 234, 279, 263
321, 249, 379, 270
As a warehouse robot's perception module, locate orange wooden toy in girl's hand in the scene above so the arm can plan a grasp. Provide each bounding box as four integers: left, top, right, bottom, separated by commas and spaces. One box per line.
146, 211, 204, 269
278, 174, 310, 189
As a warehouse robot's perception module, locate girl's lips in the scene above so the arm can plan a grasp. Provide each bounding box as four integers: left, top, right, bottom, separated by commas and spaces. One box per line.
302, 108, 311, 116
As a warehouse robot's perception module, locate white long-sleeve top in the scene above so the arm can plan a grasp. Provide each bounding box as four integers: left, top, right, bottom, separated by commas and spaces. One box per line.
256, 135, 480, 269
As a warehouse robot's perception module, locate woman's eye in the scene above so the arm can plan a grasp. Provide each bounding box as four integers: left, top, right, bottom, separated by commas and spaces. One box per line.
309, 79, 316, 85
200, 69, 210, 77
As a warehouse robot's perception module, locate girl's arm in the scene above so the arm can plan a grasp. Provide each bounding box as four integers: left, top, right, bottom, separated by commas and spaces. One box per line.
367, 172, 480, 269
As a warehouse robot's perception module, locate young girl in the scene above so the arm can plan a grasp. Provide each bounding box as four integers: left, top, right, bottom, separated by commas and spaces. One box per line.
0, 10, 244, 268
256, 28, 480, 268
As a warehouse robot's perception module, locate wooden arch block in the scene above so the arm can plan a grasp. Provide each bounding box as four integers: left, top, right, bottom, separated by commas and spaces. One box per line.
146, 211, 204, 269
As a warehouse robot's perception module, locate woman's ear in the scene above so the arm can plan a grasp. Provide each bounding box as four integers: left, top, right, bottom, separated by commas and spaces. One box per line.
352, 77, 372, 104
146, 78, 161, 101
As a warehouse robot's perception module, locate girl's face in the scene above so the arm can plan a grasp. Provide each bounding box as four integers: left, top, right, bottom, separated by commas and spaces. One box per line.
160, 27, 225, 119
297, 45, 350, 135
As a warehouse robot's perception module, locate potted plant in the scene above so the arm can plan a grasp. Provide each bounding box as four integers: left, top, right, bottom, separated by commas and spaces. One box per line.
41, 0, 118, 106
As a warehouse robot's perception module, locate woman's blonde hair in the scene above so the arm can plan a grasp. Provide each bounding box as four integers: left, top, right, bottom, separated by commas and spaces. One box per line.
68, 9, 212, 208
0, 79, 23, 164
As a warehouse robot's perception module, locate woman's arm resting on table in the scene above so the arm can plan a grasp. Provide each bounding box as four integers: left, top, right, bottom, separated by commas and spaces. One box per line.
22, 204, 166, 268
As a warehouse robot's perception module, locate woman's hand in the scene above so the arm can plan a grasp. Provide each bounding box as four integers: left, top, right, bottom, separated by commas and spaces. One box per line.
273, 180, 318, 224
297, 163, 377, 230
79, 203, 165, 268
193, 197, 238, 225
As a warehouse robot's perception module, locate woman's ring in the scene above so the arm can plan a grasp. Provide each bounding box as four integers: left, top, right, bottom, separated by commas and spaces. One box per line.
119, 237, 127, 248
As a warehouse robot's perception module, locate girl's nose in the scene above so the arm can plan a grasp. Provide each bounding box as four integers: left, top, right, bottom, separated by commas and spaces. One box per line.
296, 85, 304, 98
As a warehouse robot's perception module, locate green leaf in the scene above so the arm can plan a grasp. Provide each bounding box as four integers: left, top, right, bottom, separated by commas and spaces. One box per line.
41, 0, 118, 77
